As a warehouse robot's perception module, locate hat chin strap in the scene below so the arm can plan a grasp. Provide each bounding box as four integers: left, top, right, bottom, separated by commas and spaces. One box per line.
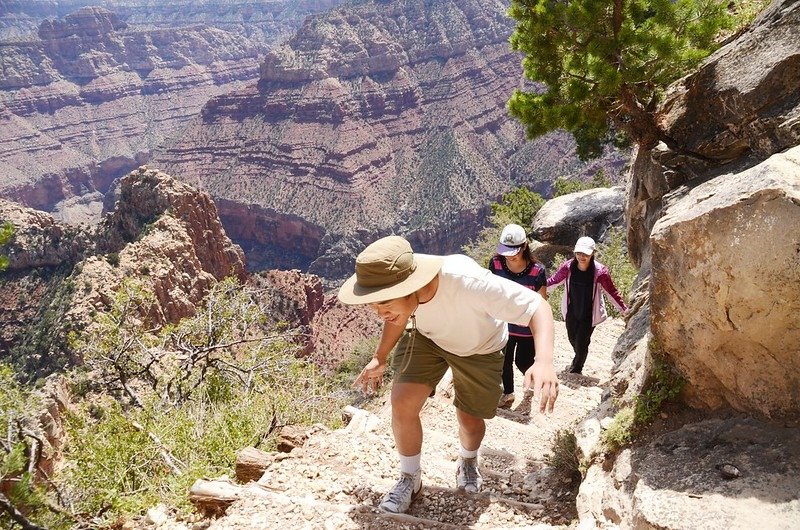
398, 291, 423, 375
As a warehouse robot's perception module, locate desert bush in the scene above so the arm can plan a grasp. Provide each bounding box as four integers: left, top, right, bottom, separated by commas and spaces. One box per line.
462, 186, 545, 266
545, 429, 581, 479
0, 364, 72, 529
552, 169, 611, 197
596, 228, 637, 317
37, 275, 354, 527
0, 221, 13, 271
601, 348, 685, 453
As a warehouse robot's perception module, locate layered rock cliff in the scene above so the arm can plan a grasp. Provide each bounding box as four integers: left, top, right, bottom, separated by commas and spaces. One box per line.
153, 0, 626, 280
0, 6, 262, 222
0, 0, 344, 46
576, 0, 800, 527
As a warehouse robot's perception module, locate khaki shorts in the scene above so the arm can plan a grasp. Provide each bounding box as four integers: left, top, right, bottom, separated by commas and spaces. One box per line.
390, 331, 504, 419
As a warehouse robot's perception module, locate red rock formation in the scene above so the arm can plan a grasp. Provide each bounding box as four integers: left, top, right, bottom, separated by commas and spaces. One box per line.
0, 167, 246, 369
249, 268, 380, 370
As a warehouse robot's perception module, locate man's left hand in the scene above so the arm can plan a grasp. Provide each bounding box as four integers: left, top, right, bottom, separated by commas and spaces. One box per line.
524, 362, 559, 413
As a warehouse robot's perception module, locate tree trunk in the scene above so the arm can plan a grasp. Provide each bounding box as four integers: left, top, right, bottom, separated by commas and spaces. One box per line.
617, 85, 664, 150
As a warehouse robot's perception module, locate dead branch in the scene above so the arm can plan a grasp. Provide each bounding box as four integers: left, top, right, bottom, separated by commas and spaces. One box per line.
0, 493, 47, 530
130, 421, 185, 476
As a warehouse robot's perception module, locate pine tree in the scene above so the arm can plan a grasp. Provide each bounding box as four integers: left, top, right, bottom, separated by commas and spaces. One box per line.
507, 0, 732, 159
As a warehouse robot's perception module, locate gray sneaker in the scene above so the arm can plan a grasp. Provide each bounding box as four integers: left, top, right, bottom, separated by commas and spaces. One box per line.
379, 470, 422, 513
456, 456, 483, 493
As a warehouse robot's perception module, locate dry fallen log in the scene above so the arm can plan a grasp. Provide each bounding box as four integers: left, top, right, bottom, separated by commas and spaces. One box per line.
235, 446, 271, 483
189, 479, 243, 516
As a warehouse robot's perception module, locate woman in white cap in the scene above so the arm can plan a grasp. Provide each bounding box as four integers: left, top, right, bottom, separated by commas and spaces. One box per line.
338, 235, 558, 514
488, 224, 548, 408
547, 236, 628, 374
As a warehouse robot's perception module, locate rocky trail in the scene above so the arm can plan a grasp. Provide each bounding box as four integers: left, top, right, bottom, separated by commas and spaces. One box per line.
148, 318, 626, 530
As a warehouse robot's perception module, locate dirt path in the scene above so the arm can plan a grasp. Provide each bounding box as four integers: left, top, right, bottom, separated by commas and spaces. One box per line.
151, 318, 625, 530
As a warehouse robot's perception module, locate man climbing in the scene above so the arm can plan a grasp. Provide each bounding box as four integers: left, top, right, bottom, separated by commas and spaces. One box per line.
338, 235, 558, 514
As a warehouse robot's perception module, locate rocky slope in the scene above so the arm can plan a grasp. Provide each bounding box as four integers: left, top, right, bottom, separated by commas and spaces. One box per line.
249, 268, 383, 365
153, 0, 627, 280
139, 318, 626, 530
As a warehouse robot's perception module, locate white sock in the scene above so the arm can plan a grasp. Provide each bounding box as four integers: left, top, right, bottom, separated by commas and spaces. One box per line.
399, 453, 421, 474
459, 446, 478, 459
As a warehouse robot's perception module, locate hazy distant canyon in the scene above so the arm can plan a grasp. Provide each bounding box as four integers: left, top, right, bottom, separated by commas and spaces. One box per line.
0, 0, 625, 281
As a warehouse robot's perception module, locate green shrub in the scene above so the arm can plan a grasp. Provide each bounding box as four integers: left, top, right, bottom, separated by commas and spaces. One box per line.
552, 169, 611, 197
547, 252, 568, 321
0, 221, 13, 272
54, 276, 353, 525
545, 429, 581, 479
462, 186, 545, 266
596, 227, 637, 317
0, 364, 73, 529
601, 351, 685, 453
490, 187, 545, 229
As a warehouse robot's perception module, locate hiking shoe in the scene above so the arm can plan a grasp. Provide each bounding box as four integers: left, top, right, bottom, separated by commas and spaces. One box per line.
379, 470, 422, 513
456, 457, 483, 493
497, 393, 514, 408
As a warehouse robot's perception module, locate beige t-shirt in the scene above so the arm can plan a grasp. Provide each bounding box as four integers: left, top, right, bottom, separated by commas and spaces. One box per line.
413, 254, 542, 356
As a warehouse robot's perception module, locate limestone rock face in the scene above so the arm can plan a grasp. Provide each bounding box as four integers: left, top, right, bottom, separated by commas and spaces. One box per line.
577, 1, 800, 527
658, 0, 800, 163
627, 0, 800, 266
650, 147, 800, 418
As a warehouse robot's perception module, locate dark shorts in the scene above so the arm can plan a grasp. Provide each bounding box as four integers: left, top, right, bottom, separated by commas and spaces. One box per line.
390, 331, 504, 419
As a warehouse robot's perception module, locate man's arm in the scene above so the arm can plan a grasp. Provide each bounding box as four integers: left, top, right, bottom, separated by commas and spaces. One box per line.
523, 301, 559, 413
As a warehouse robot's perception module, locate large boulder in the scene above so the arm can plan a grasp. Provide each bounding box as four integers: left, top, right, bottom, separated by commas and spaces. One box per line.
530, 186, 625, 264
577, 1, 800, 526
650, 146, 800, 419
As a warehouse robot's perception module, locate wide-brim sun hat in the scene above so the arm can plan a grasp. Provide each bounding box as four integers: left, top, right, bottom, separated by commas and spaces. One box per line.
338, 235, 444, 305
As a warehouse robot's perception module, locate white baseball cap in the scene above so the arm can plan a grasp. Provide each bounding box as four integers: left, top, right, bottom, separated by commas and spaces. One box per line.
574, 236, 596, 255
496, 224, 527, 256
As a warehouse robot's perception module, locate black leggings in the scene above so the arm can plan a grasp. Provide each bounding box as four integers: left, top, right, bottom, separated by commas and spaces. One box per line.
565, 313, 595, 373
501, 335, 535, 394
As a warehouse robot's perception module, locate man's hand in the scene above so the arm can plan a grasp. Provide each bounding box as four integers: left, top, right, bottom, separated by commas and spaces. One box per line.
524, 361, 559, 413
352, 357, 386, 395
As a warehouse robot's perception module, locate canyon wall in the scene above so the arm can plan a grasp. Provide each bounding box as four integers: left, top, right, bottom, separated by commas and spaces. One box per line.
153, 0, 626, 279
